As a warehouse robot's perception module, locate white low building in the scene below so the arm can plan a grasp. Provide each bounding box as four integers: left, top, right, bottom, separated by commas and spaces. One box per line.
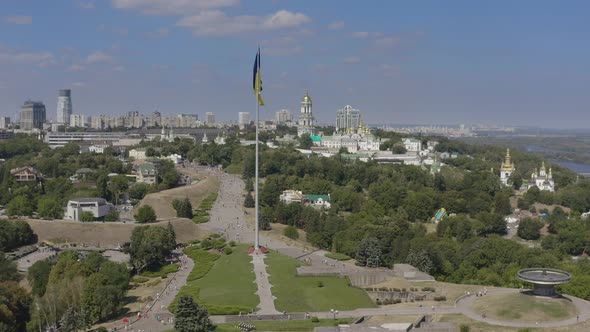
166, 153, 183, 164
279, 190, 304, 204
129, 148, 147, 160
402, 138, 422, 152
89, 144, 110, 154
66, 198, 115, 221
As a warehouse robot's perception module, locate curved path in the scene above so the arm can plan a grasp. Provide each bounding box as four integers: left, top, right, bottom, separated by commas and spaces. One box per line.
455, 288, 590, 328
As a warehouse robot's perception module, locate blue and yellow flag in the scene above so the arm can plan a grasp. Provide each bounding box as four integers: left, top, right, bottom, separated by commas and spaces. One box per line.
253, 48, 264, 106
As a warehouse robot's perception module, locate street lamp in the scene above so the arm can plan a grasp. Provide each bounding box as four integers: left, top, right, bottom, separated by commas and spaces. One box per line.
330, 308, 338, 320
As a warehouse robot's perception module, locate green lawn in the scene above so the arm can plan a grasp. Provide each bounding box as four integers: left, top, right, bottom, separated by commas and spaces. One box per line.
473, 292, 577, 322
140, 263, 178, 278
266, 251, 375, 312
172, 244, 258, 315
213, 318, 353, 332
325, 252, 351, 261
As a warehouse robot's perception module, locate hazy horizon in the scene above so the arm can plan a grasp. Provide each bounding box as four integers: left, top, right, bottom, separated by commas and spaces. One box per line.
1, 0, 589, 128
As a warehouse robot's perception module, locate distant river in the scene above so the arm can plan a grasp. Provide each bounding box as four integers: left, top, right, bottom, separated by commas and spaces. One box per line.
552, 161, 590, 173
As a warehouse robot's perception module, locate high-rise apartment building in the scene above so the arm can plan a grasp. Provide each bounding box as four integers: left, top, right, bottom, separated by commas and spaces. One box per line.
70, 114, 85, 128
336, 105, 361, 133
275, 109, 293, 124
20, 100, 46, 130
238, 112, 250, 128
57, 89, 73, 124
0, 117, 10, 129
205, 112, 215, 125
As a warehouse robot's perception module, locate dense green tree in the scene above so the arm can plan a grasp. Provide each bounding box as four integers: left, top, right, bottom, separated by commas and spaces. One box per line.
0, 281, 31, 332
129, 183, 152, 200
517, 218, 544, 240
130, 226, 176, 272
27, 259, 53, 296
0, 253, 20, 282
405, 249, 433, 274
37, 196, 64, 219
135, 205, 157, 223
174, 295, 214, 332
173, 198, 193, 218
283, 225, 299, 240
6, 195, 33, 216
475, 212, 507, 236
108, 175, 129, 205
0, 220, 36, 251
298, 133, 313, 149
243, 192, 255, 208
356, 237, 381, 268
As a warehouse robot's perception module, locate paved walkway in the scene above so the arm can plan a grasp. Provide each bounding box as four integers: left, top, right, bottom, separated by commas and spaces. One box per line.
251, 253, 280, 314
199, 167, 278, 315
455, 288, 590, 328
105, 251, 195, 332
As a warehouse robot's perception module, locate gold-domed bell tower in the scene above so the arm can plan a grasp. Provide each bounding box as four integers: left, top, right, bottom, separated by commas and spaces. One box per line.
500, 148, 515, 187
298, 90, 315, 137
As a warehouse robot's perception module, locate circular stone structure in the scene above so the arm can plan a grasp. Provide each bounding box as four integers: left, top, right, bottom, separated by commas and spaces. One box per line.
517, 268, 572, 296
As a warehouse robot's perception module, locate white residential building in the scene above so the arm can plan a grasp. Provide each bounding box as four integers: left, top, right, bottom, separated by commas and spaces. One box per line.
66, 198, 115, 221
238, 112, 251, 128
129, 148, 147, 160
205, 112, 215, 125
89, 144, 110, 154
0, 117, 10, 129
70, 114, 85, 128
402, 138, 422, 152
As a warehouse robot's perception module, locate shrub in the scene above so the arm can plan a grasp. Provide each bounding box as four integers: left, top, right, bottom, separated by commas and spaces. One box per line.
131, 276, 149, 284
433, 296, 447, 301
311, 317, 319, 323
104, 209, 119, 222
460, 324, 471, 332
210, 233, 221, 238
223, 247, 233, 255
422, 287, 435, 292
229, 240, 236, 247
201, 239, 213, 250
79, 211, 95, 222
325, 252, 351, 261
284, 225, 299, 240
317, 281, 324, 288
135, 205, 157, 223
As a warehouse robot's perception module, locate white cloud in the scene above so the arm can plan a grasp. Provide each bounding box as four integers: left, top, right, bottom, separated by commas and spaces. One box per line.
78, 1, 96, 10
342, 56, 360, 64
177, 10, 310, 36
0, 51, 54, 66
111, 0, 239, 15
148, 28, 170, 38
2, 16, 32, 25
380, 64, 400, 77
264, 36, 303, 56
375, 37, 401, 48
328, 21, 344, 30
351, 31, 369, 38
71, 82, 86, 87
85, 51, 113, 64
68, 64, 85, 71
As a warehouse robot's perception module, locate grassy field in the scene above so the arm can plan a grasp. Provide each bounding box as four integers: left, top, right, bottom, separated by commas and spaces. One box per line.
213, 318, 353, 332
172, 244, 258, 315
137, 175, 219, 219
473, 293, 577, 322
140, 263, 178, 278
266, 251, 375, 312
27, 218, 209, 247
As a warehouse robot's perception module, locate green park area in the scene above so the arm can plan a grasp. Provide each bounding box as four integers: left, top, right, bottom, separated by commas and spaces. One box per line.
172, 244, 258, 315
472, 292, 577, 322
266, 251, 375, 312
213, 318, 353, 332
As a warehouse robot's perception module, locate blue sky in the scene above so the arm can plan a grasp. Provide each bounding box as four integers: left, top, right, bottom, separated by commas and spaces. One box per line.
0, 0, 589, 128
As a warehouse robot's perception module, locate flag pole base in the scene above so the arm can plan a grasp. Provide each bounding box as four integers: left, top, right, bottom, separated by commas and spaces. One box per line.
247, 246, 269, 255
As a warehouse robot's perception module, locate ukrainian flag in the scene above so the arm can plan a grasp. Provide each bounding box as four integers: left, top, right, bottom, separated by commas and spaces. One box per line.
253, 48, 264, 106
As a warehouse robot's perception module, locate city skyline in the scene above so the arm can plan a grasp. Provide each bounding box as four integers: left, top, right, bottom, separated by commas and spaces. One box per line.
1, 1, 589, 128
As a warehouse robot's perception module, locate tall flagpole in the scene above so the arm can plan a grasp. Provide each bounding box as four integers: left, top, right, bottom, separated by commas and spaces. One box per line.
254, 93, 260, 250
